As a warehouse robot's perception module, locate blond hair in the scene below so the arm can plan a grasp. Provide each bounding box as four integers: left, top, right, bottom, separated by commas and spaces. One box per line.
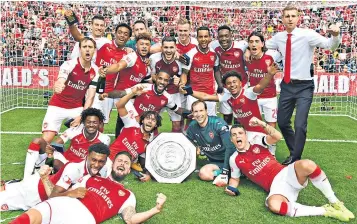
177, 17, 191, 26
282, 4, 299, 15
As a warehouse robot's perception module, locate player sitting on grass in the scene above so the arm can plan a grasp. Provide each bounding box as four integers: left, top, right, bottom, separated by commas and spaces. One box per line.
225, 116, 354, 222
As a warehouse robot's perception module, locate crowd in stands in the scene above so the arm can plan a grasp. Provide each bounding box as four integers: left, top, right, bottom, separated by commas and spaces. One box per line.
1, 1, 356, 73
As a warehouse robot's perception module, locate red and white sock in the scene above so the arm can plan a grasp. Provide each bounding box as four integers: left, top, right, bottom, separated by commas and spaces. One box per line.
279, 201, 325, 217
23, 142, 41, 179
309, 166, 338, 203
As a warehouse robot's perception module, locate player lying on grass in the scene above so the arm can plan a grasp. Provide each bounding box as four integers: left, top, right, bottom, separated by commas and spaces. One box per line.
225, 116, 354, 222
11, 152, 167, 224
0, 143, 109, 211
23, 108, 110, 178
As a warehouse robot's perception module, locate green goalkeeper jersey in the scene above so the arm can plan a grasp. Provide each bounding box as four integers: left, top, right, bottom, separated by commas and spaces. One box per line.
186, 116, 236, 170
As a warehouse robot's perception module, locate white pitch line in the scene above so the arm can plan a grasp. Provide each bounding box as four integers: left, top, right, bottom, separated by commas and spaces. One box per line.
0, 215, 19, 223
1, 131, 356, 143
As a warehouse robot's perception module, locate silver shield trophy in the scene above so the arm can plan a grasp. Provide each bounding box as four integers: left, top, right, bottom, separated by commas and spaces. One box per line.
146, 133, 196, 183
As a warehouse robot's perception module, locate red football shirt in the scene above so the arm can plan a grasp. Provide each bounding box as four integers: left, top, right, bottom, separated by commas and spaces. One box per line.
211, 40, 248, 85
246, 50, 281, 99
176, 37, 198, 55
49, 58, 99, 109
115, 52, 149, 91
182, 47, 219, 94
149, 53, 182, 94
95, 41, 127, 93
109, 114, 152, 161
230, 140, 285, 192
133, 84, 176, 116
75, 175, 135, 224
60, 125, 110, 162
219, 87, 265, 133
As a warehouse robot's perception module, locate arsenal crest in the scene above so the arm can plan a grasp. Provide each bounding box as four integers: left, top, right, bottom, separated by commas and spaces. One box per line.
43, 122, 48, 129
172, 66, 178, 73
209, 131, 214, 139
63, 175, 72, 185
234, 51, 240, 58
118, 190, 126, 196
252, 147, 260, 154
210, 55, 215, 61
240, 98, 245, 104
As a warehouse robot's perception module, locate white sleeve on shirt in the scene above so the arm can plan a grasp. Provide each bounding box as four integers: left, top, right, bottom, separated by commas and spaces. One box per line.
57, 60, 76, 80
121, 113, 140, 128
218, 92, 232, 102
265, 35, 279, 50
243, 87, 259, 100
266, 50, 282, 63
164, 92, 176, 109
229, 152, 241, 179
119, 191, 137, 214
121, 52, 138, 68
55, 163, 82, 190
307, 29, 341, 51
235, 40, 249, 52
250, 135, 269, 148
98, 133, 111, 146
70, 42, 80, 60
59, 125, 83, 144
149, 53, 159, 75
214, 52, 219, 66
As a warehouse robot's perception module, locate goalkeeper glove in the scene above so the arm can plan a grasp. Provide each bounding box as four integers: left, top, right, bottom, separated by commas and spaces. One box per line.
213, 168, 229, 187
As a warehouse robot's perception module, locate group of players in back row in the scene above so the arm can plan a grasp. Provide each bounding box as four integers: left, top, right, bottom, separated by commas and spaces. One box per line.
0, 6, 355, 223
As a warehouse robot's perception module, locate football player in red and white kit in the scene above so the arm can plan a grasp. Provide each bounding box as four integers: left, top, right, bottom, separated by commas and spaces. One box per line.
91, 23, 132, 125
42, 37, 99, 143
181, 69, 278, 155
24, 108, 110, 179
64, 11, 111, 62
150, 36, 185, 132
181, 26, 222, 127
246, 32, 282, 155
100, 32, 152, 137
225, 117, 354, 221
0, 143, 109, 211
12, 152, 167, 224
210, 25, 248, 125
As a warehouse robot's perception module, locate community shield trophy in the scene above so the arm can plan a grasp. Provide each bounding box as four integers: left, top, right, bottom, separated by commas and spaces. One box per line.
145, 132, 196, 183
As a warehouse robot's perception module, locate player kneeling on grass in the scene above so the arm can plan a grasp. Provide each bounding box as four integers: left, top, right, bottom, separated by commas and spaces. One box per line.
225, 116, 354, 222
23, 108, 110, 178
0, 143, 109, 212
11, 152, 167, 224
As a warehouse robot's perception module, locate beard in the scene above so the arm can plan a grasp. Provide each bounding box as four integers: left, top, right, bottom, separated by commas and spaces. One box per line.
111, 170, 126, 182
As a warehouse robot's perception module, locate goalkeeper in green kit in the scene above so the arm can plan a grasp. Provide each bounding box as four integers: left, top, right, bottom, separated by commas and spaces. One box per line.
186, 100, 236, 187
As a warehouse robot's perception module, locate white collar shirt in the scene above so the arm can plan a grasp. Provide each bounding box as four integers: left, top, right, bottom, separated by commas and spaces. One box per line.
266, 27, 341, 80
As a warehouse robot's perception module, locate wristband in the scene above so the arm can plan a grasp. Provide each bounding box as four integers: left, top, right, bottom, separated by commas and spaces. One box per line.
227, 186, 240, 196
183, 85, 193, 96
125, 88, 133, 95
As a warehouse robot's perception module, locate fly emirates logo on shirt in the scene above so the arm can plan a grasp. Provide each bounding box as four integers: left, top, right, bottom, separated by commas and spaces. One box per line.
249, 157, 271, 176
220, 60, 241, 69
67, 80, 87, 91
247, 69, 267, 78
139, 103, 156, 112
194, 64, 213, 73
202, 144, 221, 152
88, 185, 114, 209
234, 108, 252, 119
69, 146, 87, 159
99, 58, 118, 67
130, 73, 144, 82
122, 137, 139, 158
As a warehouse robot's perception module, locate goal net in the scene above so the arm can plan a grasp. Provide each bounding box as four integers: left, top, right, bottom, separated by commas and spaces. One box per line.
1, 1, 356, 120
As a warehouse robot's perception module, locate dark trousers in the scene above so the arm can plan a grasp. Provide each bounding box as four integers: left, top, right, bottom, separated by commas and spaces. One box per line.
277, 80, 314, 159
115, 114, 125, 138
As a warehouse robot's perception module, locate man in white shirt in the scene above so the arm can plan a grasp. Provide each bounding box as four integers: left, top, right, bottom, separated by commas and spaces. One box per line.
265, 4, 341, 165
